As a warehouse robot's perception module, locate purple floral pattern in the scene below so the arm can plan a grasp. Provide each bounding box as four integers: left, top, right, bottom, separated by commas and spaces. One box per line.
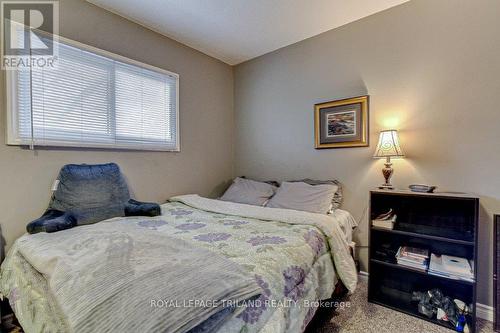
194, 232, 231, 243
247, 236, 287, 247
175, 223, 206, 231
223, 220, 249, 226
237, 275, 271, 324
304, 230, 325, 257
283, 266, 306, 301
169, 208, 193, 217
137, 220, 167, 230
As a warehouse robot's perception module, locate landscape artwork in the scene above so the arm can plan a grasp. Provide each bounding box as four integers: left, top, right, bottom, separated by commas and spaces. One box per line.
314, 95, 369, 149
326, 110, 356, 137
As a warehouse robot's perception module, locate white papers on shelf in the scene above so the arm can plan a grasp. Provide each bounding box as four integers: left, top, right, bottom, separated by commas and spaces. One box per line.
428, 254, 474, 282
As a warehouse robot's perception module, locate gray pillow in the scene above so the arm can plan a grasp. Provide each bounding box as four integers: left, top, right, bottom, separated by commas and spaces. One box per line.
266, 181, 338, 214
49, 163, 130, 225
220, 177, 277, 206
292, 179, 343, 210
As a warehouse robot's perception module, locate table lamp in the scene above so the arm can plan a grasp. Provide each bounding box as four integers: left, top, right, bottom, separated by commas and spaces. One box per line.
373, 130, 404, 189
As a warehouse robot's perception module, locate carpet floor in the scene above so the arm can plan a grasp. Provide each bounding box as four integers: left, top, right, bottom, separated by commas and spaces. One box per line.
306, 279, 493, 333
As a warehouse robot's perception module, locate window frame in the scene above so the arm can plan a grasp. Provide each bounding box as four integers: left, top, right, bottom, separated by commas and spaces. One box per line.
5, 32, 180, 152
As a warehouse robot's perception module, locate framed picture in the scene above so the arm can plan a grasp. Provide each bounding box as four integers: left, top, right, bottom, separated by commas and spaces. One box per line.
314, 95, 369, 149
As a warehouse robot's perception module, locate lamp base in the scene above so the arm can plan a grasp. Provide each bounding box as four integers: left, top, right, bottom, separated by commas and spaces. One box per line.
380, 157, 394, 190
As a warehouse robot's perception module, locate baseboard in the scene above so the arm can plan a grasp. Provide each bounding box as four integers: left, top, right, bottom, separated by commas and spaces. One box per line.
476, 303, 494, 322
357, 272, 493, 322
358, 271, 369, 281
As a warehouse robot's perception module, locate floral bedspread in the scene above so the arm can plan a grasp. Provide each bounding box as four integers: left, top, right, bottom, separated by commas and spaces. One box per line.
163, 202, 332, 333
0, 196, 357, 333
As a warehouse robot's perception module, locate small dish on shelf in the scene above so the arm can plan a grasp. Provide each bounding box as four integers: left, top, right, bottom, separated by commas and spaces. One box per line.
409, 184, 437, 193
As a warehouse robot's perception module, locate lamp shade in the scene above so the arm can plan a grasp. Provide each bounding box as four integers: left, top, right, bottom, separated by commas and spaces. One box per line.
373, 130, 404, 158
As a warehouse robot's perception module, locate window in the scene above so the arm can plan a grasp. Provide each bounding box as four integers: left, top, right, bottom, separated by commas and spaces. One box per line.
6, 34, 179, 151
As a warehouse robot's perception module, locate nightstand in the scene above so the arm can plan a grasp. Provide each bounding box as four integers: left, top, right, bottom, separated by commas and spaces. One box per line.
368, 189, 479, 332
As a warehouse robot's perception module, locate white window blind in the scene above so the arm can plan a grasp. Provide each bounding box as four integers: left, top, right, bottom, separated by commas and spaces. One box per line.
7, 34, 179, 151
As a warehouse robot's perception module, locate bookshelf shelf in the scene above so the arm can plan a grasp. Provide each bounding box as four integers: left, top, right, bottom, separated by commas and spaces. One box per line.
369, 286, 465, 331
371, 227, 475, 246
370, 259, 476, 286
368, 190, 479, 332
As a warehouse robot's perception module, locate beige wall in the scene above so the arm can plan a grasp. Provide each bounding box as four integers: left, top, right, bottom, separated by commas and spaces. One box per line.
0, 0, 234, 251
234, 0, 500, 306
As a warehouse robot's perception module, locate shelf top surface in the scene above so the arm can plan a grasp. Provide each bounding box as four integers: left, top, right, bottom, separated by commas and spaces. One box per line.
371, 188, 479, 199
370, 226, 475, 245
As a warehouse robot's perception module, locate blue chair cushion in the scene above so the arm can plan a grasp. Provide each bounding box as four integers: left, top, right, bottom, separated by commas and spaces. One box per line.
27, 163, 161, 234
26, 209, 77, 234
125, 199, 162, 217
49, 163, 131, 225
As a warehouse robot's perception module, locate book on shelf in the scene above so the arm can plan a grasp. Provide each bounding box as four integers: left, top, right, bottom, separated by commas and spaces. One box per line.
395, 246, 429, 271
400, 246, 429, 260
396, 260, 427, 271
428, 254, 474, 282
372, 209, 397, 230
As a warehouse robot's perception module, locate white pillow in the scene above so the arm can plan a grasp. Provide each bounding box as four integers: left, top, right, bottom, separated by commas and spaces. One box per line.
266, 181, 338, 214
219, 177, 277, 206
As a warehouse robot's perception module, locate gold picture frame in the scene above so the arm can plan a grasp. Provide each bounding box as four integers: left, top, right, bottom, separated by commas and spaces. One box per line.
314, 95, 369, 149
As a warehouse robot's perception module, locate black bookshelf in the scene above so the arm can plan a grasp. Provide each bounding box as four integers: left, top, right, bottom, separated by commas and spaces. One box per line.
494, 214, 500, 332
368, 189, 479, 332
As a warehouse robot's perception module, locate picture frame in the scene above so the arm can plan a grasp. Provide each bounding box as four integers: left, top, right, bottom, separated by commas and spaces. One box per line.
314, 95, 369, 149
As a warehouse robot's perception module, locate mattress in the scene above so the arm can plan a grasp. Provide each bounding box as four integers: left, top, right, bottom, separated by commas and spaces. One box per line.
0, 195, 357, 333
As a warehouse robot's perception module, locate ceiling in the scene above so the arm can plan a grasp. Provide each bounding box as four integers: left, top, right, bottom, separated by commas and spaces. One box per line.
87, 0, 410, 65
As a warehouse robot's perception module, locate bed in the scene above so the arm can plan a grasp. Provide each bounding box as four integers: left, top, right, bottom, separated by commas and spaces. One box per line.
0, 194, 358, 333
